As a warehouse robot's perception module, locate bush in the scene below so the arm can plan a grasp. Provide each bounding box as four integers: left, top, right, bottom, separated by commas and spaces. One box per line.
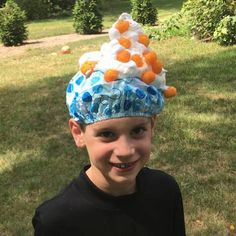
213, 16, 236, 46
181, 0, 228, 41
46, 0, 76, 18
11, 0, 76, 20
14, 0, 49, 20
0, 0, 28, 46
131, 0, 157, 25
0, 0, 7, 7
144, 13, 189, 40
73, 0, 103, 34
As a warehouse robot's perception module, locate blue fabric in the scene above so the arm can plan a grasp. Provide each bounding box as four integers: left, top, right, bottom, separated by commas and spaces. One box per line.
66, 70, 164, 124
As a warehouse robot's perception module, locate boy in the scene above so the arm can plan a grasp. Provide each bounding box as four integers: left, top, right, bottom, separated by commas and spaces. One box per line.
33, 13, 185, 235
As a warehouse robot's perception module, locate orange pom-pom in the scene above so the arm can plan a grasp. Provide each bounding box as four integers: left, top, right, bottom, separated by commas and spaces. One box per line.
131, 54, 143, 67
141, 70, 156, 84
143, 51, 157, 65
104, 69, 119, 82
80, 61, 97, 76
164, 86, 177, 98
117, 50, 131, 63
115, 20, 130, 33
138, 34, 150, 47
152, 60, 162, 74
118, 37, 131, 49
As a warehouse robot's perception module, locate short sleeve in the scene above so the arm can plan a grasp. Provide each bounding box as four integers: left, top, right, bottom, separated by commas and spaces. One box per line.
172, 183, 186, 236
32, 209, 58, 236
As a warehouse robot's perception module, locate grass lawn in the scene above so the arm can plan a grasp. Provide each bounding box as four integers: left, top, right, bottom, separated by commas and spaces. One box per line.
1, 36, 235, 236
1, 0, 236, 235
26, 0, 183, 39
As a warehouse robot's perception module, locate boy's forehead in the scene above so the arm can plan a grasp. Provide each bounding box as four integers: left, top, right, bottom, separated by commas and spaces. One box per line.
89, 116, 150, 129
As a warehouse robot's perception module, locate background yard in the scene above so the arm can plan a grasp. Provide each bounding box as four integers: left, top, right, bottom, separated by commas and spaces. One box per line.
0, 0, 236, 235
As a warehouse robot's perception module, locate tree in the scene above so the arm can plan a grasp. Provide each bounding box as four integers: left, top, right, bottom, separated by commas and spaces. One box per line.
0, 0, 28, 46
73, 0, 103, 34
131, 0, 157, 25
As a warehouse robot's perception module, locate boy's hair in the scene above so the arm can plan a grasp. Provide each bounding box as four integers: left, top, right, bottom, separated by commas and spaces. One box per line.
66, 13, 176, 124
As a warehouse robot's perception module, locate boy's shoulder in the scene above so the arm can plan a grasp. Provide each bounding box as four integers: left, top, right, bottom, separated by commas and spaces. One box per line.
138, 167, 181, 196
33, 177, 82, 228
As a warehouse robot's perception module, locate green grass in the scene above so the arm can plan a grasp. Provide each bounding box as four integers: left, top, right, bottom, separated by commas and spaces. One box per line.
1, 35, 235, 236
27, 17, 74, 40
26, 0, 184, 39
1, 0, 236, 235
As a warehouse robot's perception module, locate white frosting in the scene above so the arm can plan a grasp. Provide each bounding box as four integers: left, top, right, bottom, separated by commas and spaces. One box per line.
78, 13, 167, 90
151, 69, 168, 91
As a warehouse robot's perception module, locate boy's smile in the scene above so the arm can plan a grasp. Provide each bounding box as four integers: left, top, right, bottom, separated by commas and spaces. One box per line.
70, 116, 155, 196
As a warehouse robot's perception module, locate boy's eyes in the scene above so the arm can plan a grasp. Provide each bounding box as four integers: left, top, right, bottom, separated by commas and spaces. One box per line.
97, 131, 116, 140
131, 127, 146, 137
96, 126, 146, 141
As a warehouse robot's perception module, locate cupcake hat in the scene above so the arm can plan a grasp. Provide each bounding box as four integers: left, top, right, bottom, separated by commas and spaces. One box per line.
66, 13, 176, 124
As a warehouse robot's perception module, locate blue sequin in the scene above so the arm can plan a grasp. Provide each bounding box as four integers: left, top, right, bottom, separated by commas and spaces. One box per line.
133, 102, 141, 112
82, 92, 92, 102
104, 108, 112, 117
113, 103, 120, 113
124, 86, 132, 97
91, 103, 99, 113
91, 76, 101, 85
75, 76, 84, 85
135, 89, 145, 99
67, 83, 73, 93
93, 85, 103, 94
124, 100, 132, 110
147, 86, 157, 95
86, 113, 94, 122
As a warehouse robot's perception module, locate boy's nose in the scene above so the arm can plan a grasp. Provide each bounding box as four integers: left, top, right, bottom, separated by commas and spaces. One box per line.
114, 136, 135, 157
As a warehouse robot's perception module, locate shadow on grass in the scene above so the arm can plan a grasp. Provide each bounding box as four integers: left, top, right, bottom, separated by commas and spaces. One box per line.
153, 0, 184, 10
0, 44, 235, 235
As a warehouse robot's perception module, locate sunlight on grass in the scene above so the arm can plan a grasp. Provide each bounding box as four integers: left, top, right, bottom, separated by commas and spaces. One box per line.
25, 0, 184, 39
1, 0, 236, 234
27, 18, 74, 39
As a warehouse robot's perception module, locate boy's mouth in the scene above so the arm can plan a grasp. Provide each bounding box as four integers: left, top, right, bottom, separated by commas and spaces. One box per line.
109, 160, 138, 170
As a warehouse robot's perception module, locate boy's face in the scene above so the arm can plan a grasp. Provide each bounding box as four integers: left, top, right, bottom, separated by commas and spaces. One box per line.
70, 116, 155, 196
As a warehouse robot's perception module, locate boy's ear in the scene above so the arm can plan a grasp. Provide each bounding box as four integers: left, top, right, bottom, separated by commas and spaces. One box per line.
69, 119, 85, 148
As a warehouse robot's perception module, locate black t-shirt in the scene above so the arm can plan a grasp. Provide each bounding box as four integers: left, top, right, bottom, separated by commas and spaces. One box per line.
33, 166, 185, 235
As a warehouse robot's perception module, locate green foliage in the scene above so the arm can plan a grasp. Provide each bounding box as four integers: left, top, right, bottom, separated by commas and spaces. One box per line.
14, 0, 49, 20
12, 0, 76, 20
144, 13, 189, 40
0, 0, 7, 7
181, 0, 231, 41
0, 0, 28, 46
45, 0, 76, 18
73, 0, 103, 34
213, 16, 236, 46
1, 35, 236, 235
131, 0, 157, 25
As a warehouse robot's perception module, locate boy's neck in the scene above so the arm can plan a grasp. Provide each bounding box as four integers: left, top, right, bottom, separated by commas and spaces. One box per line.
86, 167, 136, 197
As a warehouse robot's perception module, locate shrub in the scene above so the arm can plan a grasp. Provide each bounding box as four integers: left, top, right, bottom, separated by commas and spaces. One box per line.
11, 0, 76, 20
131, 0, 157, 25
0, 0, 28, 46
144, 13, 189, 40
181, 0, 228, 41
0, 0, 7, 7
14, 0, 49, 20
46, 0, 76, 18
213, 16, 236, 46
73, 0, 103, 34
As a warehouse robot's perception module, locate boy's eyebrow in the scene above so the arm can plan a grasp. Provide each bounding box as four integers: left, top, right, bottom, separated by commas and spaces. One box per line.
93, 120, 150, 131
